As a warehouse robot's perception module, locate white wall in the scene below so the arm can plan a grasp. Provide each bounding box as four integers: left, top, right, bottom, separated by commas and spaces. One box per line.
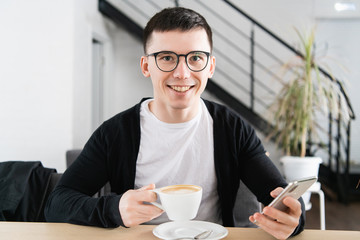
71, 0, 152, 149
0, 0, 152, 172
316, 19, 360, 167
0, 0, 74, 172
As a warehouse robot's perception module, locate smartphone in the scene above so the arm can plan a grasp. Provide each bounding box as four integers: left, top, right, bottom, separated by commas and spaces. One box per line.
264, 176, 317, 212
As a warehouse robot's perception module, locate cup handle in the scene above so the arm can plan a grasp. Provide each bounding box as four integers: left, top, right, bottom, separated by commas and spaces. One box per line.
150, 189, 165, 211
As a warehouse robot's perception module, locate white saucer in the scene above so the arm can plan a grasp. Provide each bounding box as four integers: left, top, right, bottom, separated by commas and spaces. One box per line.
153, 220, 228, 240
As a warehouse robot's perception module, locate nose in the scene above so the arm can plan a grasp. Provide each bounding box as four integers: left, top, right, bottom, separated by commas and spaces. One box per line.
173, 56, 191, 79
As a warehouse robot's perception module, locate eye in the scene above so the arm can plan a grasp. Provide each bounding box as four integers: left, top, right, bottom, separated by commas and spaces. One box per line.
189, 52, 206, 62
190, 55, 201, 61
162, 55, 173, 61
157, 52, 176, 62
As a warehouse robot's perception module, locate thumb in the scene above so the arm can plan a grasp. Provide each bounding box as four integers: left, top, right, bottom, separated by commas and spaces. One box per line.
138, 183, 156, 191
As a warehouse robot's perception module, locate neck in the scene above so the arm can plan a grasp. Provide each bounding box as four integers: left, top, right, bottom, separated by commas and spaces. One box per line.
149, 99, 200, 123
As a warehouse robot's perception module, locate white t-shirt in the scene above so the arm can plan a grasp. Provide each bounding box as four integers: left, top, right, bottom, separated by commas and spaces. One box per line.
135, 99, 222, 224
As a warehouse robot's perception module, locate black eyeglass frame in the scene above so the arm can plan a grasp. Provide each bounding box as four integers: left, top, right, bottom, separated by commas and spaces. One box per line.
146, 50, 211, 72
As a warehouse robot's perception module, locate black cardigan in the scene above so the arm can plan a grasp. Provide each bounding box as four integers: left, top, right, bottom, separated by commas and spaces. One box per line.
0, 161, 56, 221
45, 98, 304, 235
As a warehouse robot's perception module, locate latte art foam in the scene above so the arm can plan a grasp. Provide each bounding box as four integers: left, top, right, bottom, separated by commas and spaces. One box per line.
161, 185, 200, 194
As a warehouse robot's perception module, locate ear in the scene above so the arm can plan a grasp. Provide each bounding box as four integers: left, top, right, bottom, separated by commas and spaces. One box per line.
208, 55, 216, 78
140, 56, 151, 77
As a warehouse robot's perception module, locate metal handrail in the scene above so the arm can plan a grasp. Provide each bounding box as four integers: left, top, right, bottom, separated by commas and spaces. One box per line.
218, 1, 354, 191
222, 0, 355, 119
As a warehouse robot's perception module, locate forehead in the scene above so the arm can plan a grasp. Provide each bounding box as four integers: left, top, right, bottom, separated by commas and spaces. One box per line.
146, 29, 211, 53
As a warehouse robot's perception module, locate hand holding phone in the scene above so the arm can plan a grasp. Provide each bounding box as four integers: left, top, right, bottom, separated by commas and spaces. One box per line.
264, 176, 317, 212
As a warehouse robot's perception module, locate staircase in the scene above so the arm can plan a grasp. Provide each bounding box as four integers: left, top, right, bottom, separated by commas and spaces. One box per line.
98, 0, 357, 202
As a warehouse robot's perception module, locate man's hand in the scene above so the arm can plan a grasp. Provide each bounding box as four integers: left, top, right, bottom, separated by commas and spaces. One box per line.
119, 184, 164, 227
249, 187, 302, 240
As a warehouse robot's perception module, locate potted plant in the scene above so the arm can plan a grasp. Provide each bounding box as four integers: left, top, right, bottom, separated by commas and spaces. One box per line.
267, 27, 351, 208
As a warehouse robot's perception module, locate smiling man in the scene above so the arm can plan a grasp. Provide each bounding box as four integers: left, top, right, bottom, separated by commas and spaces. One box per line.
141, 28, 215, 123
45, 7, 305, 240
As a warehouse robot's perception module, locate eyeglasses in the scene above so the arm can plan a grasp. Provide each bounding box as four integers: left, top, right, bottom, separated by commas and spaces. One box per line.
146, 51, 210, 72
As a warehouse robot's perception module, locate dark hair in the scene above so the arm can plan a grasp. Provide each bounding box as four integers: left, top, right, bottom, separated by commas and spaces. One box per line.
143, 7, 213, 53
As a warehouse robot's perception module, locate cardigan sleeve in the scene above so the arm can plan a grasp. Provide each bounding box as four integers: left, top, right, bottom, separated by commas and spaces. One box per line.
205, 99, 305, 236
44, 125, 124, 228
45, 102, 142, 228
235, 113, 305, 236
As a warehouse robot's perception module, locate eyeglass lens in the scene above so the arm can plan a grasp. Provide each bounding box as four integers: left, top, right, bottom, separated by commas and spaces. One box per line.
155, 51, 209, 72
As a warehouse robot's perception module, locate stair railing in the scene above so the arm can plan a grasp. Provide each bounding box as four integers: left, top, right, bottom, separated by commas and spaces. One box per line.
99, 0, 356, 202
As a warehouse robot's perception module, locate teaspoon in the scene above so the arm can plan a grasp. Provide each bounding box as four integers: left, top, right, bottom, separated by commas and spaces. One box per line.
169, 230, 213, 240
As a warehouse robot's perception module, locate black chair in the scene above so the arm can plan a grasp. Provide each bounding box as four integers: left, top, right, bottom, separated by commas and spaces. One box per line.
66, 149, 82, 168
233, 181, 260, 227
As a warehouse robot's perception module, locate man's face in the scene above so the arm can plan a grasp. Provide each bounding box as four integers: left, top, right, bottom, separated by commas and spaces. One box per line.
141, 29, 215, 115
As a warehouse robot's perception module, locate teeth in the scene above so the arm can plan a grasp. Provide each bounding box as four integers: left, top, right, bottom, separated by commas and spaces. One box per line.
171, 86, 191, 92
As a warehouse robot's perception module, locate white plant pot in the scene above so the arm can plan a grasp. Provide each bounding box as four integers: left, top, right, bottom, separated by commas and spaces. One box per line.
280, 156, 322, 210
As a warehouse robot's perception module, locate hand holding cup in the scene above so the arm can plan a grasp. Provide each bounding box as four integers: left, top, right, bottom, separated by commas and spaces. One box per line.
119, 184, 164, 227
151, 184, 202, 221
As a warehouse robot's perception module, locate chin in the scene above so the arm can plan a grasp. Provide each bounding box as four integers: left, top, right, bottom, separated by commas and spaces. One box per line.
170, 98, 199, 110
170, 102, 191, 110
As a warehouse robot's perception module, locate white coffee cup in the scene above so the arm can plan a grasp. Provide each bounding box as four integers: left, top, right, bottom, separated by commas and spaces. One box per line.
151, 184, 202, 221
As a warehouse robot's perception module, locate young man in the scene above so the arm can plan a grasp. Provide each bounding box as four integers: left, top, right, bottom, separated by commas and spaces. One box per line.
45, 7, 304, 239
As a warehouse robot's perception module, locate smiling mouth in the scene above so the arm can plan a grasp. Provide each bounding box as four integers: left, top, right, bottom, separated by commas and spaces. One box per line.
170, 85, 194, 92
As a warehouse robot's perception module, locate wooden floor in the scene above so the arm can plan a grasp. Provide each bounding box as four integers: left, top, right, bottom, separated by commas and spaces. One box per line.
305, 194, 360, 230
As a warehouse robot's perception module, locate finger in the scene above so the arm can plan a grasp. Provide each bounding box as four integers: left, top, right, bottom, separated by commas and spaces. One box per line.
283, 197, 302, 217
262, 206, 290, 224
136, 184, 158, 202
119, 191, 164, 227
252, 212, 292, 240
122, 189, 156, 203
270, 187, 284, 198
252, 212, 280, 227
138, 204, 164, 217
249, 215, 255, 223
137, 183, 156, 191
138, 190, 158, 203
262, 203, 300, 229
